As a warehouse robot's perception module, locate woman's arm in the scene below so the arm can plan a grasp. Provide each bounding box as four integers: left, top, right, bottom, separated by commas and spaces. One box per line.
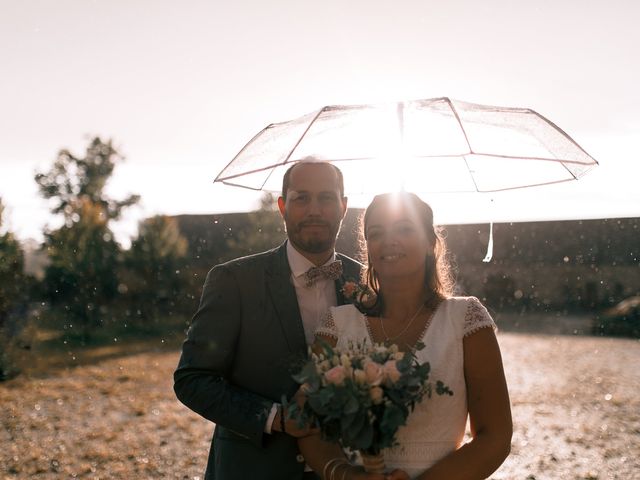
416, 327, 512, 480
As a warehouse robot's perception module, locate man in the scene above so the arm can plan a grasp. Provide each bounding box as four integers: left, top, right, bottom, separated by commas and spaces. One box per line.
174, 160, 362, 479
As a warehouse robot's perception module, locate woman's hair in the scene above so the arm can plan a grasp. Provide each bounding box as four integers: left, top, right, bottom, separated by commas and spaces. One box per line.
357, 192, 454, 314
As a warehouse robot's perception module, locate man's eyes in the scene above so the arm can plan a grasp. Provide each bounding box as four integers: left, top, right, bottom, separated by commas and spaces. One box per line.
318, 194, 338, 203
291, 193, 338, 203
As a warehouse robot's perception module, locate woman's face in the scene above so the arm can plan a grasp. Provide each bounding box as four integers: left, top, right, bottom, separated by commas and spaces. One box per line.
365, 199, 432, 281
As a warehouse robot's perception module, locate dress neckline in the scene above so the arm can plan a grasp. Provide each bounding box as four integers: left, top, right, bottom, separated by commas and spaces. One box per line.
363, 298, 444, 351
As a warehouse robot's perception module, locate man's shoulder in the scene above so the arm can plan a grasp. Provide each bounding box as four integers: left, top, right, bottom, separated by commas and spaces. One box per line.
216, 244, 284, 271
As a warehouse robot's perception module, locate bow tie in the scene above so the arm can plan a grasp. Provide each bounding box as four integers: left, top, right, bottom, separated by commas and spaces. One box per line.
303, 260, 343, 287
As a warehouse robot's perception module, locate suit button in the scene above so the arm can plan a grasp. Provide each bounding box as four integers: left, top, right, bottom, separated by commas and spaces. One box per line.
296, 454, 305, 463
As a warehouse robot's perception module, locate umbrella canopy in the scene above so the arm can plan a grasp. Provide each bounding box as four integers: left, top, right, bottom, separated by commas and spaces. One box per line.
214, 97, 598, 195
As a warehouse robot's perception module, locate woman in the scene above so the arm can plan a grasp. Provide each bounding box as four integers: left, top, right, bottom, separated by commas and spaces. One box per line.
298, 192, 512, 480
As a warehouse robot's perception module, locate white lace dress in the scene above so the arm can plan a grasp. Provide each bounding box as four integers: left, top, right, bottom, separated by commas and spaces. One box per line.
315, 296, 496, 477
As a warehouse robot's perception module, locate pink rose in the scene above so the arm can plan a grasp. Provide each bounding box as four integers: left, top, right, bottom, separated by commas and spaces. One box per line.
342, 282, 357, 298
370, 386, 384, 404
383, 360, 402, 384
324, 365, 347, 386
364, 361, 385, 386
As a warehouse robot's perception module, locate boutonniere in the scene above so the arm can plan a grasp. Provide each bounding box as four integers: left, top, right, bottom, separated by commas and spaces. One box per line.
341, 280, 375, 307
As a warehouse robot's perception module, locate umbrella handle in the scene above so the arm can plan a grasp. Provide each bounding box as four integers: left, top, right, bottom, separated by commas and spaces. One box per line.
482, 222, 494, 263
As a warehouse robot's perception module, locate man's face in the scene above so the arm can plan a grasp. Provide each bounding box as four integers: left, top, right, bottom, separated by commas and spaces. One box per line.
278, 163, 347, 255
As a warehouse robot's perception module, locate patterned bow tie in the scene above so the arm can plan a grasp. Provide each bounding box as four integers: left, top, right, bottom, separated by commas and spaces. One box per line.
303, 260, 343, 287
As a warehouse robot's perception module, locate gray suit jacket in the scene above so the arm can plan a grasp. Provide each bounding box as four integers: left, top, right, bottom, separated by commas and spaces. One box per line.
174, 243, 362, 480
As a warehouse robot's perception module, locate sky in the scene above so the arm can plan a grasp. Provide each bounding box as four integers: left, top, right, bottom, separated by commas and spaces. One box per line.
1, 0, 639, 245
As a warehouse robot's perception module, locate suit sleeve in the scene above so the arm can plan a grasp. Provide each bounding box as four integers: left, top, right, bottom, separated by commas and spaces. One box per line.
173, 264, 274, 448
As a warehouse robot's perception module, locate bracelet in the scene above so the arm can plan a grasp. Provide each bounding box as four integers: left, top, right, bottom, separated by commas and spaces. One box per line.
329, 459, 350, 480
322, 458, 347, 480
279, 405, 286, 433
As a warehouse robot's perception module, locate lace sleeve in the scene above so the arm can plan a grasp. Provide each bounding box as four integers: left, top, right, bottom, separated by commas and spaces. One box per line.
464, 297, 497, 337
314, 309, 338, 341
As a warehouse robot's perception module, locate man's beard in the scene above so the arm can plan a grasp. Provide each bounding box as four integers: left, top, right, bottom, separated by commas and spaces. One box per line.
287, 220, 339, 253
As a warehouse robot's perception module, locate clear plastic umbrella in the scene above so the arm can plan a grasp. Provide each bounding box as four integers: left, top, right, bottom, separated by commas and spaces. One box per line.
215, 97, 598, 195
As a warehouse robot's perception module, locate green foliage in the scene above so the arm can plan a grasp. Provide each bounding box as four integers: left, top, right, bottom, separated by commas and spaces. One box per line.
0, 198, 29, 380
0, 202, 25, 323
42, 198, 120, 336
122, 215, 189, 324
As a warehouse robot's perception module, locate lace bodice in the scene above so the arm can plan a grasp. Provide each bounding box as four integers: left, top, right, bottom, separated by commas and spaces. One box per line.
315, 296, 496, 476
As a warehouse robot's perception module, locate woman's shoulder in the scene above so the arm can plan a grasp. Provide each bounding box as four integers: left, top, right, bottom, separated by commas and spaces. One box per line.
440, 296, 495, 336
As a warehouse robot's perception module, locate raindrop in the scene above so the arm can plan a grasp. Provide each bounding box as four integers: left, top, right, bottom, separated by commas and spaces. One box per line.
152, 409, 160, 416
604, 394, 612, 401
563, 256, 569, 263
56, 399, 63, 406
34, 404, 41, 411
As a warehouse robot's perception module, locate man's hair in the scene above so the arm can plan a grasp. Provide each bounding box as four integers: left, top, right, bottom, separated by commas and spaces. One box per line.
281, 160, 345, 199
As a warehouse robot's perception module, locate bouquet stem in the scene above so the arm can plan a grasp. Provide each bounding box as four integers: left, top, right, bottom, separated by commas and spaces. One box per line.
361, 451, 385, 474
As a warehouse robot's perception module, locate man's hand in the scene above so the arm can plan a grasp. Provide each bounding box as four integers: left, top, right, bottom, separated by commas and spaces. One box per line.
271, 405, 319, 438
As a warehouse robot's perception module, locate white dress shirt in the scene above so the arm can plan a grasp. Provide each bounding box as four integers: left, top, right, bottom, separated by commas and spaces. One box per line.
286, 241, 338, 345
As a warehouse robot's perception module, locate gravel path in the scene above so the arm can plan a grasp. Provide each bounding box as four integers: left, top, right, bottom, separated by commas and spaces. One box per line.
1, 332, 639, 479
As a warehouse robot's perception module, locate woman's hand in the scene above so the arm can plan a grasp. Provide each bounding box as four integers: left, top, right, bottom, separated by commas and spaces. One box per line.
384, 469, 411, 480
344, 465, 410, 480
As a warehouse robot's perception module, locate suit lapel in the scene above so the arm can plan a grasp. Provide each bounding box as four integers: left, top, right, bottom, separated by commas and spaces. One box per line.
265, 244, 307, 354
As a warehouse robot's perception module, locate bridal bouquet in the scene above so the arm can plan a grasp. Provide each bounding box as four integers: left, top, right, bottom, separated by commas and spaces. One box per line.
288, 340, 452, 473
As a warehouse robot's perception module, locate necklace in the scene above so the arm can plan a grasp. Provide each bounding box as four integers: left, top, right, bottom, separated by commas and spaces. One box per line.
380, 301, 426, 342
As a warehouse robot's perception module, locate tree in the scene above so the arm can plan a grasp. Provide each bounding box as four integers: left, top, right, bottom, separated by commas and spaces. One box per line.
122, 215, 189, 324
35, 137, 139, 339
0, 198, 28, 380
35, 137, 139, 223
